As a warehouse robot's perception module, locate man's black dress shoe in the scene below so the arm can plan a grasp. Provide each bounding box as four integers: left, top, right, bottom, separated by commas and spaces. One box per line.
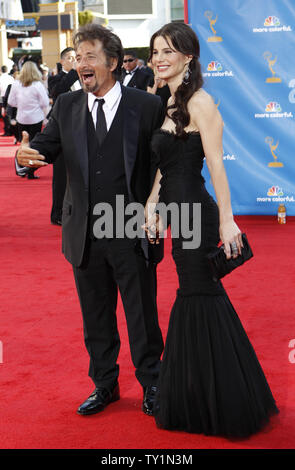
27, 173, 39, 179
142, 385, 158, 416
77, 383, 120, 415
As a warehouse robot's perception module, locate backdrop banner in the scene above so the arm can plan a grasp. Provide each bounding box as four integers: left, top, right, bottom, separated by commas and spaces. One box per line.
187, 0, 295, 215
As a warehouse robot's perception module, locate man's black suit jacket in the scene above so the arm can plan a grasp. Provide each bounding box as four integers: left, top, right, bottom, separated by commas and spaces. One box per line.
122, 68, 151, 91
30, 85, 164, 267
48, 69, 80, 104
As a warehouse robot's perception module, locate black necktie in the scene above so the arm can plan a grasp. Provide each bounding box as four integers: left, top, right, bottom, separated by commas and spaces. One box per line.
96, 98, 107, 146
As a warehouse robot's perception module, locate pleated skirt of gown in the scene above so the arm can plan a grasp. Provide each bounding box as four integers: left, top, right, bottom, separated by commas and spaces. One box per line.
154, 198, 279, 438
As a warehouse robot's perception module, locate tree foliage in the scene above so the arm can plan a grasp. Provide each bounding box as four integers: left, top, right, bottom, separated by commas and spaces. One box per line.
78, 10, 94, 26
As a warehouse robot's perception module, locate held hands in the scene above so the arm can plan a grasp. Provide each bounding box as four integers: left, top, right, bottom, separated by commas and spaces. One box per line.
142, 202, 164, 245
17, 131, 48, 169
219, 219, 243, 260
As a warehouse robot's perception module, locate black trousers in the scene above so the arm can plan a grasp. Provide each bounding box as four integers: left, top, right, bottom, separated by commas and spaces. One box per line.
18, 121, 43, 177
18, 121, 43, 141
50, 152, 66, 223
73, 237, 164, 391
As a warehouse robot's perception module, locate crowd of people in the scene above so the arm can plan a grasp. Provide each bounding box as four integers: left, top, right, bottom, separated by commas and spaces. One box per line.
0, 49, 169, 147
6, 22, 278, 439
0, 48, 168, 223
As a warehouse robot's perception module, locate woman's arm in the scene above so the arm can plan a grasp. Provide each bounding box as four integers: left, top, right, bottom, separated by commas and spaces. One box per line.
142, 168, 163, 244
147, 79, 158, 95
190, 90, 242, 258
147, 74, 165, 95
145, 168, 162, 216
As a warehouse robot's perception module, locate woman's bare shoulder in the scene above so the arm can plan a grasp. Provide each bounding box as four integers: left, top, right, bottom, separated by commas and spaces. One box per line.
189, 88, 215, 112
189, 88, 223, 130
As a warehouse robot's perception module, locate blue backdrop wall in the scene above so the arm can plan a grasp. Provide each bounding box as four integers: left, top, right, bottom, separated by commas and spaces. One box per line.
187, 0, 295, 215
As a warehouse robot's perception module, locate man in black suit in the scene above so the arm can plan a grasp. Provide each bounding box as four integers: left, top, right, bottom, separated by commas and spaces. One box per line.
122, 50, 151, 90
48, 47, 81, 226
16, 24, 164, 417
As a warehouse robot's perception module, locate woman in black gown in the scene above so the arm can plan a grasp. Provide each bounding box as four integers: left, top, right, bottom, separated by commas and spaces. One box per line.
143, 23, 278, 438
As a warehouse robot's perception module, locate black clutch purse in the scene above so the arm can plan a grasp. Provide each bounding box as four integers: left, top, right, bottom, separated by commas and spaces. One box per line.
207, 233, 253, 281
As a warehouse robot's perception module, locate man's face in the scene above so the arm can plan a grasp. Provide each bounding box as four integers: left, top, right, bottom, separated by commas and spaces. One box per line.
61, 50, 76, 72
76, 40, 117, 96
123, 55, 137, 72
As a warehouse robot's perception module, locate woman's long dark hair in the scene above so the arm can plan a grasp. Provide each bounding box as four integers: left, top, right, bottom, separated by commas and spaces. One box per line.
149, 23, 203, 138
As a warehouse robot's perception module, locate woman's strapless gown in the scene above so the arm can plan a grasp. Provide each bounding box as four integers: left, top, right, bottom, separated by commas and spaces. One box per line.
151, 129, 279, 438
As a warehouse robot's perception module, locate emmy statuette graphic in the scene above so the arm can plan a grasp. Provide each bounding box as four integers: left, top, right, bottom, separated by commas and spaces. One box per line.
205, 11, 223, 42
263, 52, 282, 83
265, 137, 283, 167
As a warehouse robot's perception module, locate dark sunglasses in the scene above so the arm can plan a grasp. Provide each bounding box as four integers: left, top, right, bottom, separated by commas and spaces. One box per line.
123, 58, 135, 63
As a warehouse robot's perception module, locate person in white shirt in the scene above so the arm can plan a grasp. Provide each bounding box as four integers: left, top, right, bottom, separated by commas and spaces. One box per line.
0, 65, 14, 99
8, 60, 49, 179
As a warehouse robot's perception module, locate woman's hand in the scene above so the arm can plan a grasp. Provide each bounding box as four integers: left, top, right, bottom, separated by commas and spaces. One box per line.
219, 219, 243, 259
142, 170, 163, 243
142, 213, 164, 244
142, 202, 164, 244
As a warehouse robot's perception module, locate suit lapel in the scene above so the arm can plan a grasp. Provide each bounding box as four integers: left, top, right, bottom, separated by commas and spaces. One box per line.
127, 72, 136, 88
121, 85, 140, 201
72, 91, 89, 188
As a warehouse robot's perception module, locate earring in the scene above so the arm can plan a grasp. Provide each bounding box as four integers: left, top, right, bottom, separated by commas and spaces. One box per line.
183, 64, 191, 85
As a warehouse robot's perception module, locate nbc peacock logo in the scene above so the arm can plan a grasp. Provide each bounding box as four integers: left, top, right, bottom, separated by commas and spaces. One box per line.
204, 61, 233, 78
257, 186, 294, 203
253, 16, 291, 33
265, 102, 281, 113
264, 16, 280, 27
207, 61, 222, 72
267, 186, 283, 197
255, 101, 293, 119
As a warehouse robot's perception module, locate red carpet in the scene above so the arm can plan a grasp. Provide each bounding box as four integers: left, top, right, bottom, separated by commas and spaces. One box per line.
0, 131, 294, 450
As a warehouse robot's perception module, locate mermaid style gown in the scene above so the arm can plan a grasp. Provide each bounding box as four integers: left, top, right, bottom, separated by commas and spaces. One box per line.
151, 129, 278, 438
